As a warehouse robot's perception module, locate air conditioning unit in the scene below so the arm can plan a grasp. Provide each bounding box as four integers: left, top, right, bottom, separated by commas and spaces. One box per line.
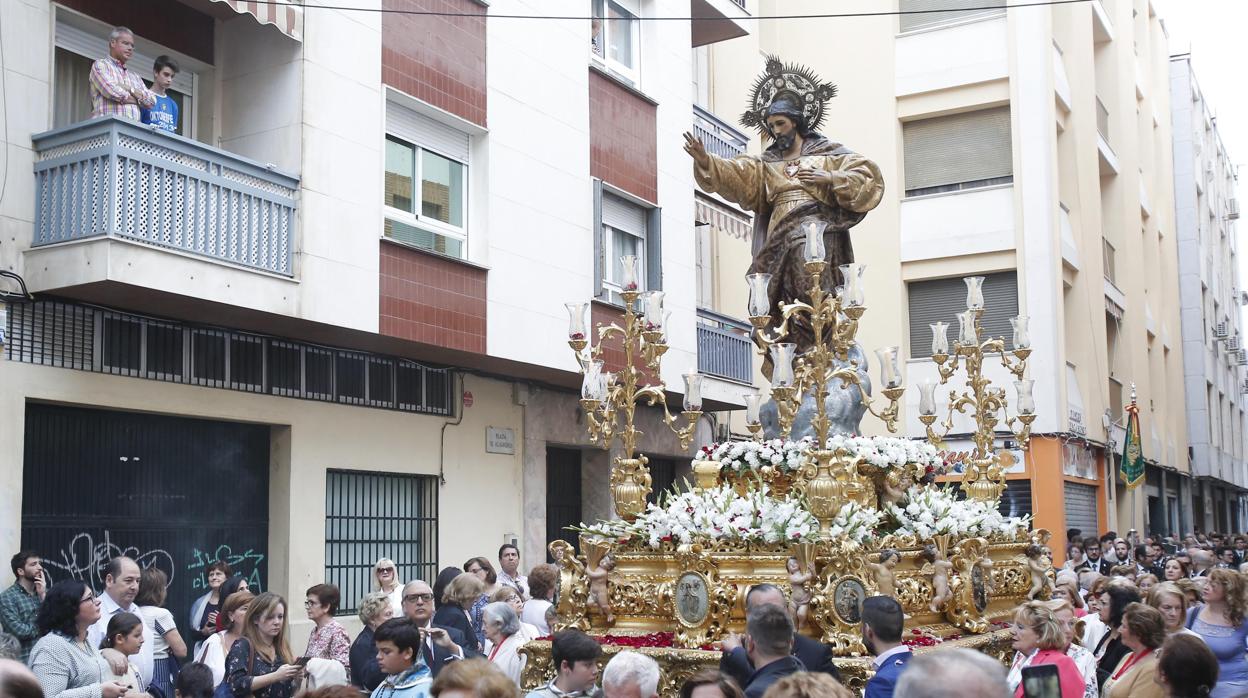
1215, 321, 1230, 339
1230, 198, 1241, 220
1242, 378, 1248, 394
1239, 350, 1248, 365
1229, 336, 1243, 352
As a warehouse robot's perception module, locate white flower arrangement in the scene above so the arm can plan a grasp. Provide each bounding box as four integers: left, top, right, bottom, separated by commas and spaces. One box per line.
827, 501, 884, 546
884, 486, 1030, 541
693, 436, 946, 476
577, 483, 820, 549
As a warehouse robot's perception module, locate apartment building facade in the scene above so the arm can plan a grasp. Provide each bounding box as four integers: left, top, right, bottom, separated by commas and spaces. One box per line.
0, 0, 757, 639
706, 0, 1188, 548
1170, 55, 1246, 533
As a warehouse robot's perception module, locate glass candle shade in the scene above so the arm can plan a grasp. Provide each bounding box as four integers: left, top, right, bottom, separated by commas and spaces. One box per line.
802, 220, 828, 263
1011, 315, 1031, 350
566, 302, 588, 341
930, 321, 950, 355
1014, 379, 1036, 414
770, 343, 797, 388
619, 255, 640, 292
839, 263, 867, 307
964, 276, 985, 311
659, 311, 673, 343
581, 361, 605, 401
643, 291, 665, 331
746, 273, 773, 318
917, 379, 938, 416
875, 346, 902, 389
957, 310, 979, 346
683, 372, 704, 412
743, 393, 763, 425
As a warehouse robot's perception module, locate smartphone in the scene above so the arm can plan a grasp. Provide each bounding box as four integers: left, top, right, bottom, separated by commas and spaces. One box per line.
1021, 664, 1061, 698
294, 657, 311, 667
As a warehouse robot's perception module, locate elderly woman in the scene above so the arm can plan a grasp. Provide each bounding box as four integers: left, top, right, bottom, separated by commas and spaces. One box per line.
1147, 582, 1200, 639
1043, 599, 1097, 698
1006, 601, 1085, 698
433, 573, 485, 654
1052, 578, 1087, 618
480, 602, 527, 685
1100, 603, 1165, 698
190, 561, 232, 653
1092, 584, 1141, 687
28, 580, 130, 698
463, 558, 499, 651
348, 591, 393, 691
489, 587, 539, 643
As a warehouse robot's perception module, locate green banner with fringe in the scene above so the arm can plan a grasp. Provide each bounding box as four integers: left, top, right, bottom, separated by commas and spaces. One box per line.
1120, 403, 1145, 489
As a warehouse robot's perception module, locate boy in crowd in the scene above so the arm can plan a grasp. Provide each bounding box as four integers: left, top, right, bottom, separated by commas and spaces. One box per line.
140, 56, 179, 133
525, 629, 602, 698
372, 618, 432, 698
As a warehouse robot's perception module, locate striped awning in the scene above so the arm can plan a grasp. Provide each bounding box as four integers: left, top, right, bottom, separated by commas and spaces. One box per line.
210, 0, 304, 42
695, 195, 753, 241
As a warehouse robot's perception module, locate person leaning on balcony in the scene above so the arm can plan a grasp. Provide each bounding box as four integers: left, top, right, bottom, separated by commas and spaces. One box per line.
89, 27, 156, 121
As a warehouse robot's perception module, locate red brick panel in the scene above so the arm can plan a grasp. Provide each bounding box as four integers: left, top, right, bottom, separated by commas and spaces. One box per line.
590, 301, 656, 383
382, 0, 487, 127
59, 0, 214, 64
380, 241, 487, 353
589, 70, 657, 202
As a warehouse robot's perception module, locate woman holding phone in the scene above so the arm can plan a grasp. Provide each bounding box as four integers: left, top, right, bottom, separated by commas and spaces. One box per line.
225, 593, 303, 698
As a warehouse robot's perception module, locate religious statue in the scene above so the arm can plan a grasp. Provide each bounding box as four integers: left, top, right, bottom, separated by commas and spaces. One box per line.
878, 465, 915, 510
1024, 544, 1054, 601
684, 56, 883, 363
587, 554, 616, 624
785, 557, 815, 633
919, 544, 954, 613
684, 56, 884, 438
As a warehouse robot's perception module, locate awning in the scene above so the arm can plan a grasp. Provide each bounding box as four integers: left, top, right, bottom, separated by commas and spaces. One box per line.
210, 0, 304, 41
695, 195, 752, 241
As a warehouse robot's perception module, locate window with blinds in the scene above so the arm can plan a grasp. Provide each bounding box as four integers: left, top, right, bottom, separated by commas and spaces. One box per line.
592, 180, 662, 304
902, 107, 1013, 197
907, 271, 1019, 358
899, 0, 1006, 33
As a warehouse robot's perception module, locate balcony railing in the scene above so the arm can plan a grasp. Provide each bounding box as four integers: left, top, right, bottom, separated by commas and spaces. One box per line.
697, 308, 752, 384
693, 104, 749, 160
32, 117, 299, 276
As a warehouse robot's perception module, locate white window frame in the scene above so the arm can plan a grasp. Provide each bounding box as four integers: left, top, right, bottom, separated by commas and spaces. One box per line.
382, 134, 470, 258
591, 0, 641, 86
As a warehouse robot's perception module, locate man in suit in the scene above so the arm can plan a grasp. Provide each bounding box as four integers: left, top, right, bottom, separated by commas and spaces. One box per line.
720, 584, 841, 686
1082, 537, 1114, 576
862, 596, 911, 698
400, 579, 472, 677
741, 605, 802, 698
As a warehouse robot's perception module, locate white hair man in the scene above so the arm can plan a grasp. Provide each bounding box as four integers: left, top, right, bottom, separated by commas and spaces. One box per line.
894, 648, 1009, 698
89, 26, 156, 121
601, 651, 660, 698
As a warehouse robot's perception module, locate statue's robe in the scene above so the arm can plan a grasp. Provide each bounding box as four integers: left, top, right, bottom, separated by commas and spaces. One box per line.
693, 134, 884, 375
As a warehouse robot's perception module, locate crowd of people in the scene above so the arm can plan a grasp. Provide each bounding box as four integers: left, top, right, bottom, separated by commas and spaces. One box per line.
0, 528, 1243, 698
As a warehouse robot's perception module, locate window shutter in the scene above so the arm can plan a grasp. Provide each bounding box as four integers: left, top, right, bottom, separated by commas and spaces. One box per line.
646, 206, 662, 292
899, 0, 1006, 33
386, 102, 470, 163
903, 107, 1012, 193
602, 193, 646, 235
907, 271, 1019, 358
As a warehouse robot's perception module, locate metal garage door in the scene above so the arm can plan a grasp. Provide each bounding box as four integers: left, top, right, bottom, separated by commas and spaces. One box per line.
1064, 481, 1100, 538
22, 404, 270, 622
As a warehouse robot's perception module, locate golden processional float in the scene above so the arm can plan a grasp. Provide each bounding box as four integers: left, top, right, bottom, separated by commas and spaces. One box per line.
519, 58, 1054, 695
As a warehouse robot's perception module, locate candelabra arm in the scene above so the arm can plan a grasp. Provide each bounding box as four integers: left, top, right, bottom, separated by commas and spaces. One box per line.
998, 348, 1031, 381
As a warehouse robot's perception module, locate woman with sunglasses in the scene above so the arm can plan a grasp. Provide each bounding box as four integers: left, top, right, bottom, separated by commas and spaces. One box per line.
373, 559, 404, 617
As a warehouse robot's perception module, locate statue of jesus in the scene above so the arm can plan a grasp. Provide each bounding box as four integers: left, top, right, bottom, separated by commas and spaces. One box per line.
683, 57, 884, 374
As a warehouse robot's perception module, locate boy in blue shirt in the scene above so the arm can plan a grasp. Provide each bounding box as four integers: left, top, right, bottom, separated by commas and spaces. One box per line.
140, 56, 179, 133
371, 618, 432, 698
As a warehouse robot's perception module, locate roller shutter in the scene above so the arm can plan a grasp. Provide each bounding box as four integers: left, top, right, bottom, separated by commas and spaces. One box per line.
907, 271, 1019, 359
902, 107, 1012, 193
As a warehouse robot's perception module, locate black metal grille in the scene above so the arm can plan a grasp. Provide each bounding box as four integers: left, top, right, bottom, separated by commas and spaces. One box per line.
5, 300, 455, 416
325, 470, 439, 615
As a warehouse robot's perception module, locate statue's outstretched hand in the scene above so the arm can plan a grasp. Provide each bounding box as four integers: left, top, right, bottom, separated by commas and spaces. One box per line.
683, 131, 710, 168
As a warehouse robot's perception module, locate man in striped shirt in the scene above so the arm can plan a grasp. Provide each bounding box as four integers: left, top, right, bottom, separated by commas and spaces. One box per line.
89, 26, 156, 121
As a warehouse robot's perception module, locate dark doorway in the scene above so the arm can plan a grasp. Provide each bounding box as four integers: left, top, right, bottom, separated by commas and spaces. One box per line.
647, 457, 677, 504
546, 447, 582, 561
21, 403, 270, 623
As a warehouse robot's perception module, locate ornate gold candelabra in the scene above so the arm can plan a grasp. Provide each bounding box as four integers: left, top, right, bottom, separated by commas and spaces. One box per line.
746, 221, 905, 530
917, 276, 1036, 501
567, 255, 703, 521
